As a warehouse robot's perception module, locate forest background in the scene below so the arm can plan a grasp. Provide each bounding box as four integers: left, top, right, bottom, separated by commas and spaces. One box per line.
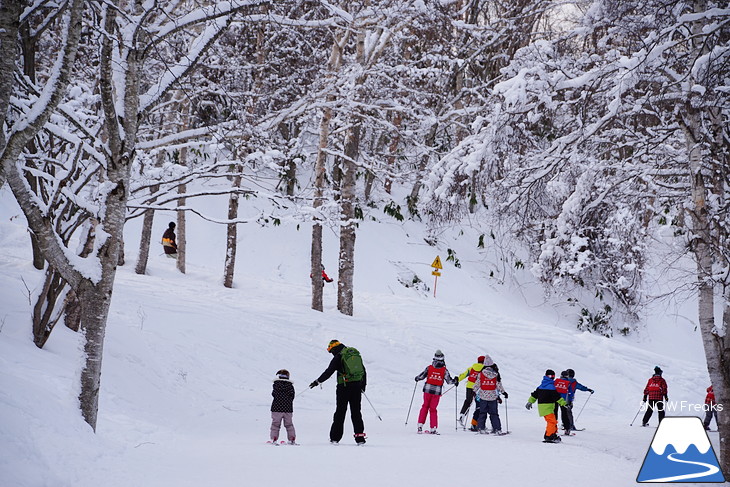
0, 0, 728, 478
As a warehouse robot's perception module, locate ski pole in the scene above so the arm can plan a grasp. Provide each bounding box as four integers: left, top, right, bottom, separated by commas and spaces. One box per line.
455, 381, 458, 431
574, 392, 593, 423
441, 385, 456, 396
363, 392, 382, 421
504, 397, 509, 433
630, 402, 644, 426
296, 383, 321, 398
406, 382, 418, 425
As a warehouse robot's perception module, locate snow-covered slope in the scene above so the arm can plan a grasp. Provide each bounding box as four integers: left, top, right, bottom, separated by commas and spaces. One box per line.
0, 185, 718, 487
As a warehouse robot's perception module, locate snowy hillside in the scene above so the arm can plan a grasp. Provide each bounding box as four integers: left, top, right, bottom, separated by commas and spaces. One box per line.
0, 185, 720, 487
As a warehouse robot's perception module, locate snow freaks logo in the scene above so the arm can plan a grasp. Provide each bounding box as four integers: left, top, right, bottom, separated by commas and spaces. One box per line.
637, 417, 725, 483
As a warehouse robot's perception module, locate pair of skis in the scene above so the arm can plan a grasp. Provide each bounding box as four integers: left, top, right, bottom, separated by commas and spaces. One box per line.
266, 440, 299, 446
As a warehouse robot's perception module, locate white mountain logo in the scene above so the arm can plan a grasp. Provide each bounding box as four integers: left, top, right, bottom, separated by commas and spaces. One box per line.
637, 416, 725, 483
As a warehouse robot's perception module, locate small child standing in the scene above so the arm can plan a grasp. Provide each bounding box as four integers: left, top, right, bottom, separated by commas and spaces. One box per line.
269, 369, 296, 445
526, 369, 567, 443
414, 350, 458, 434
472, 355, 508, 435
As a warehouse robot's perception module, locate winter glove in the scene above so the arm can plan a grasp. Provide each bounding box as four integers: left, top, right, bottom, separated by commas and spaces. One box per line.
309, 380, 319, 389
502, 392, 509, 399
525, 402, 533, 410
497, 397, 503, 404
588, 389, 594, 394
415, 376, 420, 382
453, 378, 459, 386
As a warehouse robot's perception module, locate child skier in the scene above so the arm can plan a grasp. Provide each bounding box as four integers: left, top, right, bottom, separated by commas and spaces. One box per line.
457, 355, 486, 426
565, 368, 594, 431
269, 369, 296, 445
526, 369, 567, 443
414, 350, 457, 434
704, 385, 717, 431
553, 371, 574, 435
472, 355, 508, 434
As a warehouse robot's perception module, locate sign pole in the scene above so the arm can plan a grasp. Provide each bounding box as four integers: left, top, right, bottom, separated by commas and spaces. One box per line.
431, 255, 443, 298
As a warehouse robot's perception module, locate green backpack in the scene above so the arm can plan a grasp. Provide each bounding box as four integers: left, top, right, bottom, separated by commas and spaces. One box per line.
338, 347, 365, 385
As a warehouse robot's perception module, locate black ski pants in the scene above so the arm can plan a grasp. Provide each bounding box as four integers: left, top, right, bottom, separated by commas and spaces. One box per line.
559, 402, 575, 431
642, 400, 665, 425
704, 408, 718, 429
330, 382, 364, 442
460, 388, 475, 416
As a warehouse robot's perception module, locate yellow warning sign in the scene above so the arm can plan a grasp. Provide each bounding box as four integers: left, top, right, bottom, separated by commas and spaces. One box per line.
431, 256, 443, 269
432, 271, 441, 276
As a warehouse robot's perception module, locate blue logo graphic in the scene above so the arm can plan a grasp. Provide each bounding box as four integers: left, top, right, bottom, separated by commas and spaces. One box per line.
637, 416, 725, 483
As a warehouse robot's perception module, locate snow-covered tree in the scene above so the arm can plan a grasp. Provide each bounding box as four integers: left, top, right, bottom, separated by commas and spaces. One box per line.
2, 0, 272, 431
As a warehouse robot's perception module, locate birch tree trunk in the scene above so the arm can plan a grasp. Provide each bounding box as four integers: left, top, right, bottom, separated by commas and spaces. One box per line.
685, 112, 729, 473
681, 0, 730, 472
134, 183, 159, 275
176, 180, 187, 274
337, 123, 360, 316
224, 164, 242, 288
19, 18, 45, 269
0, 0, 21, 189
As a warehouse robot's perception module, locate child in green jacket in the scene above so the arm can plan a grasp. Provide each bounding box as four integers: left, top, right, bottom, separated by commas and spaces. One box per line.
526, 369, 567, 443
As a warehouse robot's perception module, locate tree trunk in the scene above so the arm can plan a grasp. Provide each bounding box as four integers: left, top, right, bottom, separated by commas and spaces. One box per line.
682, 0, 729, 472
0, 0, 21, 168
311, 107, 330, 310
176, 183, 186, 274
134, 188, 158, 275
311, 223, 324, 311
337, 123, 360, 316
223, 165, 242, 288
408, 124, 437, 215
32, 269, 68, 348
77, 277, 114, 430
683, 104, 730, 475
385, 112, 402, 194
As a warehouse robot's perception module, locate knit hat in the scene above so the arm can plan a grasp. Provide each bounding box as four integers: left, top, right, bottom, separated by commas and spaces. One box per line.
654, 366, 663, 375
434, 349, 444, 360
168, 221, 176, 229
276, 369, 290, 380
545, 369, 556, 377
566, 368, 575, 378
482, 354, 495, 367
327, 340, 342, 352
477, 356, 485, 363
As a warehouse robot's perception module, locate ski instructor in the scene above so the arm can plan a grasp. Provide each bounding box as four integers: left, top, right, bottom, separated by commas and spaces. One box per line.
309, 339, 367, 445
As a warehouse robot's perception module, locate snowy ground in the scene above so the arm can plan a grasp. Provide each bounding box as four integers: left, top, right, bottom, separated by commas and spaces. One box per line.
0, 185, 722, 486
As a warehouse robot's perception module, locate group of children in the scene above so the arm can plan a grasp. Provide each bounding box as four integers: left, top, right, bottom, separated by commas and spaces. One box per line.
414, 351, 593, 442
268, 353, 720, 446
414, 351, 507, 435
